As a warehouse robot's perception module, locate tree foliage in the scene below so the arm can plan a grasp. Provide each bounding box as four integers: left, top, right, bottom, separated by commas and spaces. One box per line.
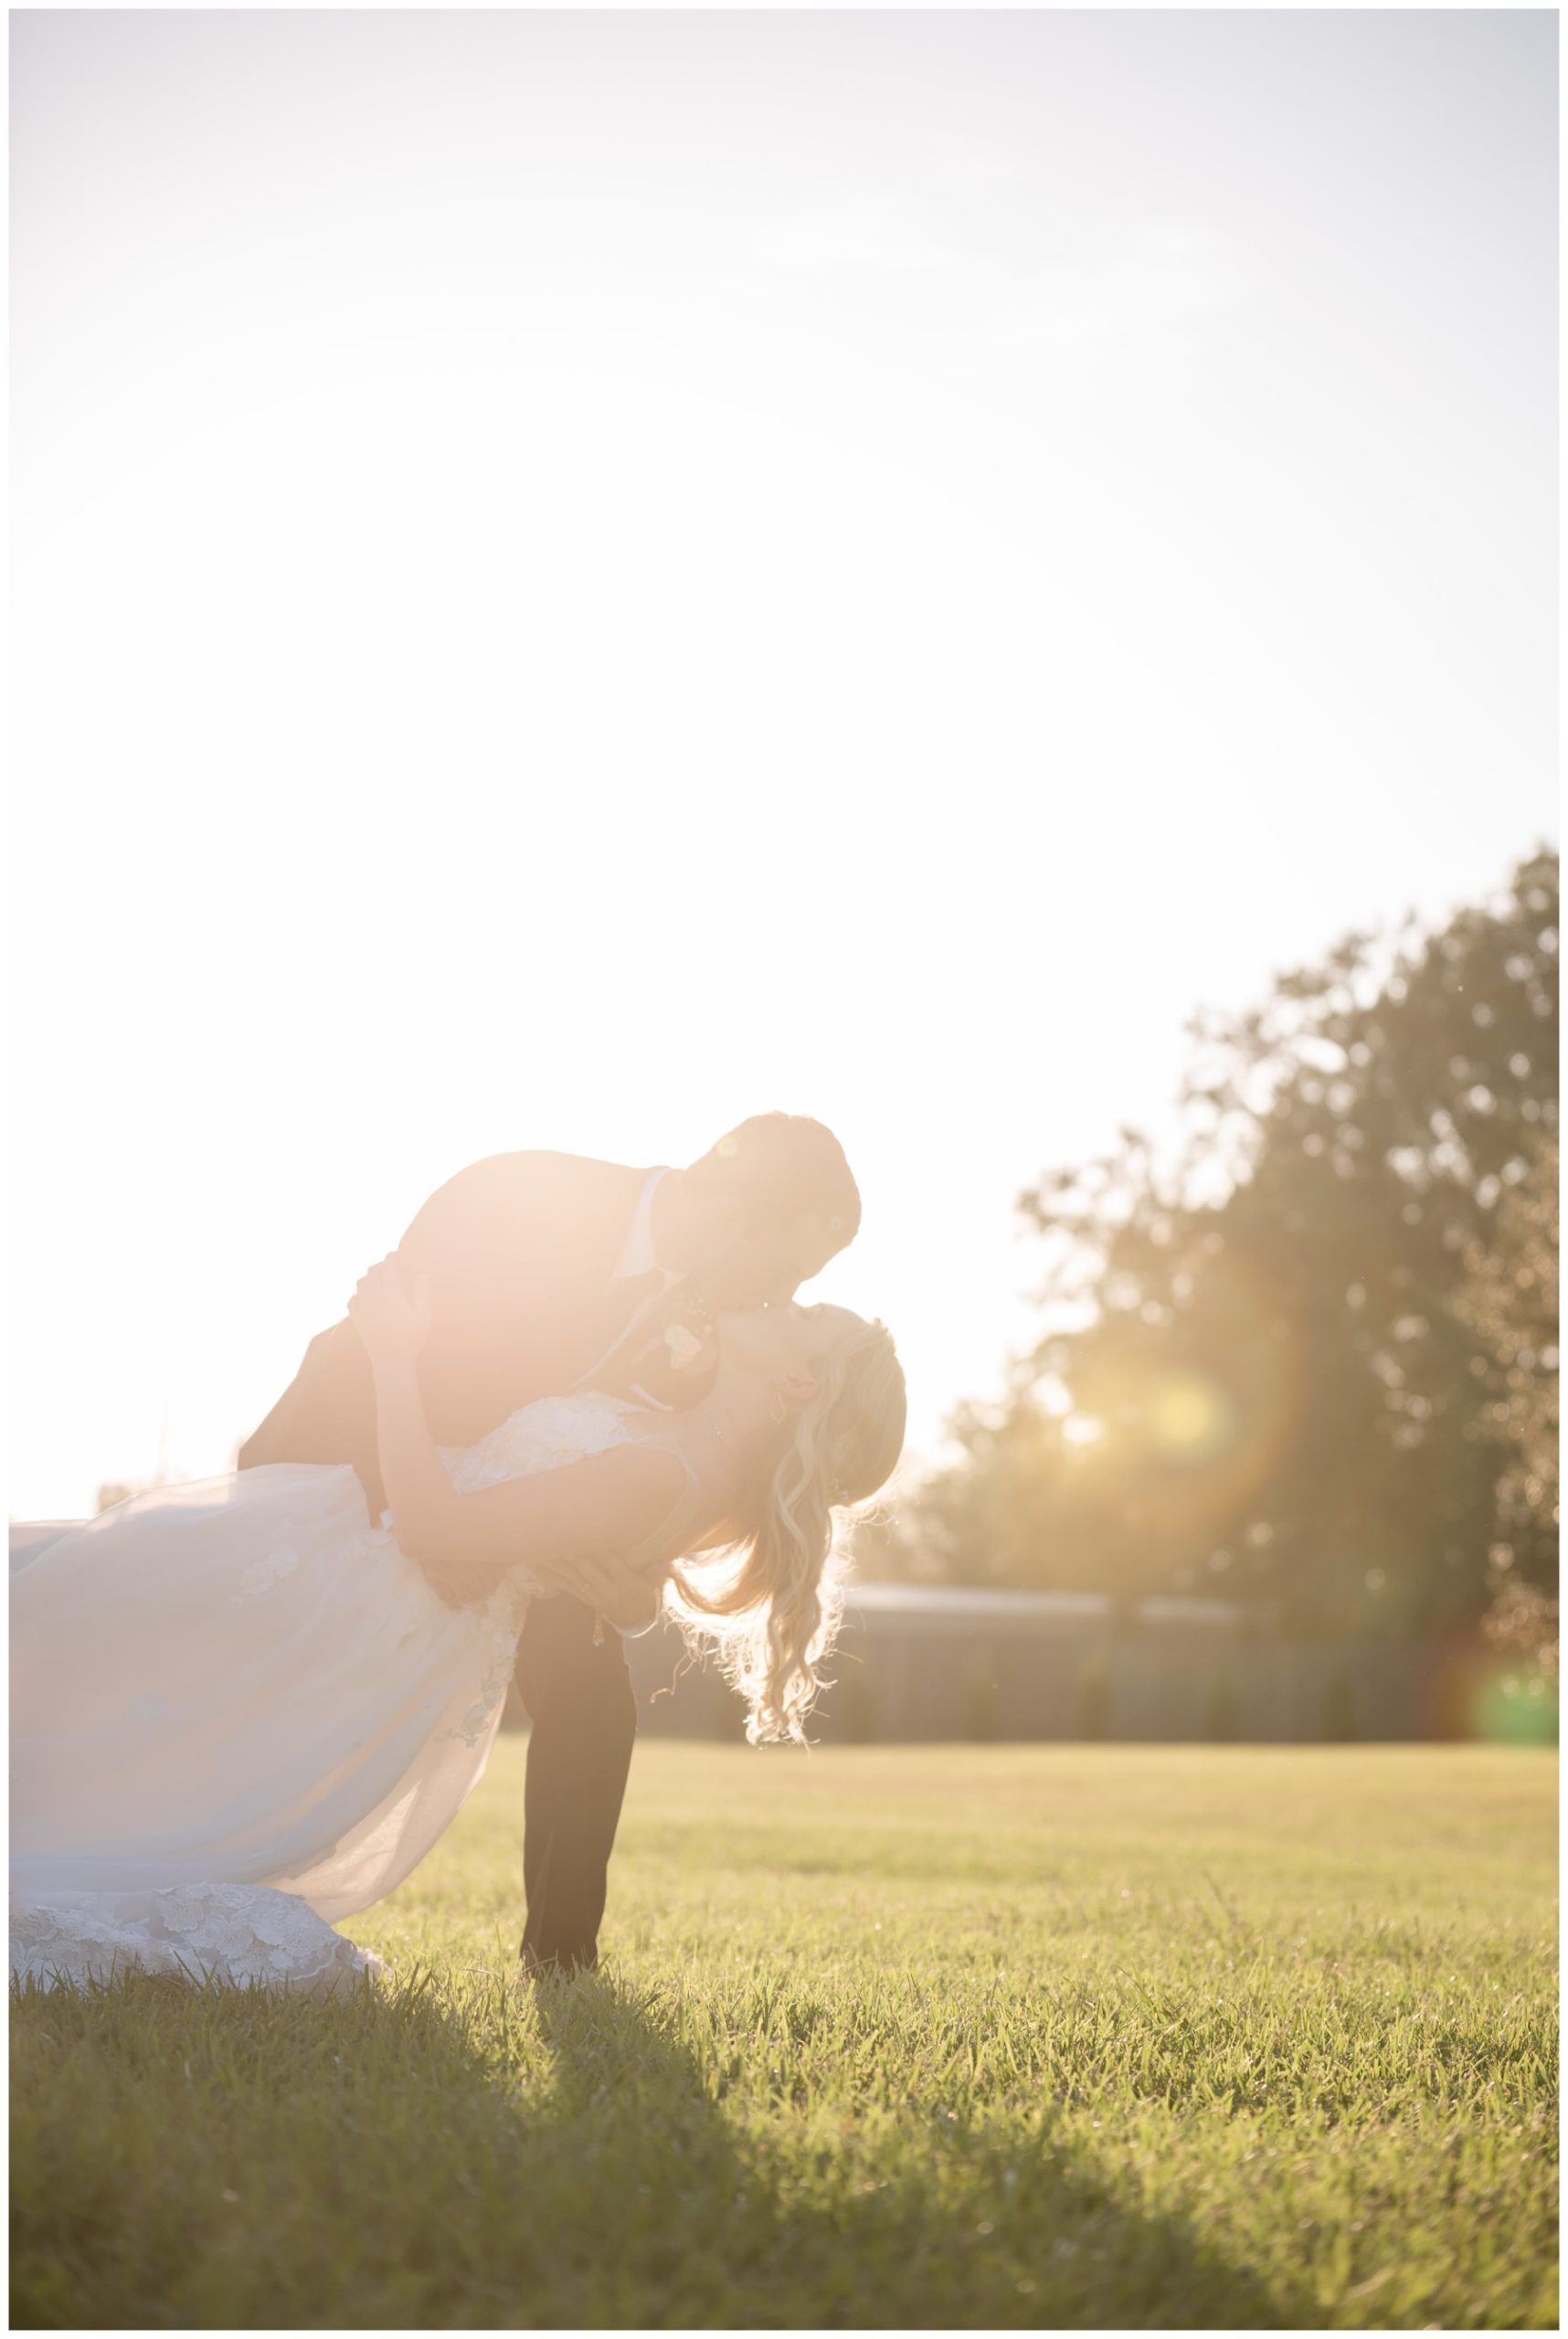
884, 851, 1559, 1649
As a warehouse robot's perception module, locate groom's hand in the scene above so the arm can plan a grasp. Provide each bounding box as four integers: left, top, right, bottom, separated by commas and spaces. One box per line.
539, 1549, 663, 1633
419, 1546, 661, 1628
422, 1554, 498, 1609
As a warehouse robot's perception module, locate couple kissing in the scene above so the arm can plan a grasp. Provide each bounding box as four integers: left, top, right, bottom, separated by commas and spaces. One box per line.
12, 1116, 906, 1993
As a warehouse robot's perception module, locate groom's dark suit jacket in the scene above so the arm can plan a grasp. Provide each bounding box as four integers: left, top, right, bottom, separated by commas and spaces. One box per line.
238, 1149, 716, 1974
238, 1150, 715, 1511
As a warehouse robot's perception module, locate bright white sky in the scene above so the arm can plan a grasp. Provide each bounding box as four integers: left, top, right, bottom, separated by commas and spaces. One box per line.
10, 10, 1557, 1519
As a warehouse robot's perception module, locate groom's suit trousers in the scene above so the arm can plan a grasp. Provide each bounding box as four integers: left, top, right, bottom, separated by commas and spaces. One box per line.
514, 1593, 637, 1973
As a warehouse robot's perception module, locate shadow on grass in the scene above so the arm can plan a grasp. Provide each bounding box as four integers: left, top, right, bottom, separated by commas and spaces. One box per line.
529, 1969, 1306, 2330
12, 1964, 1308, 2330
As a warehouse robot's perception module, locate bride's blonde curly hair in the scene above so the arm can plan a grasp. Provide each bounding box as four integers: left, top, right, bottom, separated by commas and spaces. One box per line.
665, 1318, 906, 1744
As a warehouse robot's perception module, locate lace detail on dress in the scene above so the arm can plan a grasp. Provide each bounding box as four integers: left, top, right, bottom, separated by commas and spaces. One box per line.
446, 1580, 533, 1748
10, 1884, 383, 1995
233, 1540, 302, 1601
441, 1390, 639, 1495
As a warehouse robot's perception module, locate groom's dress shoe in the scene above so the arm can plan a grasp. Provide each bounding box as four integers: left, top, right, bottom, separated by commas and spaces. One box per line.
521, 1941, 597, 1981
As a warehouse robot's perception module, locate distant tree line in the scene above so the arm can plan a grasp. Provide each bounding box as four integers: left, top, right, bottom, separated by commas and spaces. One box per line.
866, 851, 1558, 1670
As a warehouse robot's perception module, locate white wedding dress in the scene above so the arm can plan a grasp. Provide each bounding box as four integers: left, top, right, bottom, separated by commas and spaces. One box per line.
11, 1392, 692, 1994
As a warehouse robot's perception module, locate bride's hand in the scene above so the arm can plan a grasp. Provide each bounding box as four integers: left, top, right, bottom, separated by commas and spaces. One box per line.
348, 1256, 431, 1363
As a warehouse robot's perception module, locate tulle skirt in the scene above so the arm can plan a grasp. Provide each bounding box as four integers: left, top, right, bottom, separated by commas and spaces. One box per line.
11, 1464, 526, 1989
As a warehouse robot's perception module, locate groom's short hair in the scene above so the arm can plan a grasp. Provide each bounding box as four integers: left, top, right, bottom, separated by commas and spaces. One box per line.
689, 1115, 861, 1246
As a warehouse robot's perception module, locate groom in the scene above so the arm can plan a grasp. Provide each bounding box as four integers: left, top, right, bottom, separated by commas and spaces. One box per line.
238, 1114, 861, 1974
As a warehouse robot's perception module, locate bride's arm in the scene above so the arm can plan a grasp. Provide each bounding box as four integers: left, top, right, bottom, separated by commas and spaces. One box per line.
350, 1259, 676, 1624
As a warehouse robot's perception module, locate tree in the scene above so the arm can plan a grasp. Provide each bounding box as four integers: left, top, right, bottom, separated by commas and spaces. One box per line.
1457, 1129, 1559, 1671
885, 850, 1559, 1650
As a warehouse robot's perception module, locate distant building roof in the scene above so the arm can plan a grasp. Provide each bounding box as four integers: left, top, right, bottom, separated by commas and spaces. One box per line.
842, 1580, 1240, 1630
846, 1582, 1107, 1621
1138, 1594, 1242, 1628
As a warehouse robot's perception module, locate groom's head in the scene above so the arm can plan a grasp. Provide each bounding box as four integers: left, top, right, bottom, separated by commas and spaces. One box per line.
668, 1115, 860, 1312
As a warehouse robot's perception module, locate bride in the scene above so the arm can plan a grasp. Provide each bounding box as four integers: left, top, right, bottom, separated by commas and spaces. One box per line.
12, 1263, 906, 1992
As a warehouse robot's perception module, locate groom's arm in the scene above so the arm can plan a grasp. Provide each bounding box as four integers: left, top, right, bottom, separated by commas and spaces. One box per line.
241, 1151, 594, 1493
238, 1316, 376, 1483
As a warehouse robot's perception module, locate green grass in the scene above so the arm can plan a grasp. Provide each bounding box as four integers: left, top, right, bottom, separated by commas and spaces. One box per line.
11, 1742, 1558, 2329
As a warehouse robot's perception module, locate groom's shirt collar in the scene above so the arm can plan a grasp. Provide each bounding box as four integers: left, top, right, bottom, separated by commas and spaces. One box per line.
613, 1168, 679, 1289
